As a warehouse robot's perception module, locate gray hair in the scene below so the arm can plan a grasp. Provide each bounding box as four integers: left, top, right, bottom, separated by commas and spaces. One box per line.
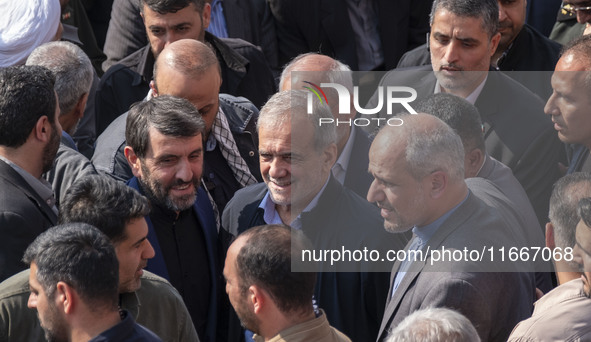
429, 0, 499, 38
549, 173, 591, 249
257, 90, 336, 152
395, 114, 465, 182
415, 93, 485, 153
386, 307, 481, 342
26, 41, 93, 116
578, 197, 591, 231
279, 52, 353, 94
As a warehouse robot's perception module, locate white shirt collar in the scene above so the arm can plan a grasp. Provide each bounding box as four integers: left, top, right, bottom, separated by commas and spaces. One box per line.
434, 75, 488, 105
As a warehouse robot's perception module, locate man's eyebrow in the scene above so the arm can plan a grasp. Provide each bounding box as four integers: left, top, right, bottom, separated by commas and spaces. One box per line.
155, 153, 177, 161
457, 37, 478, 44
132, 236, 148, 247
172, 22, 192, 28
432, 32, 449, 39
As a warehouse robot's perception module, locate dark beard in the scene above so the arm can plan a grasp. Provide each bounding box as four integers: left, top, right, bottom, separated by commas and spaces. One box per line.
41, 123, 61, 174
138, 163, 200, 212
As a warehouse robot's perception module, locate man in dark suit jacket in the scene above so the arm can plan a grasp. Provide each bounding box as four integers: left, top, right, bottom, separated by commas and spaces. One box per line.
268, 0, 432, 71
223, 90, 407, 342
368, 114, 535, 342
279, 53, 373, 197
123, 95, 222, 342
102, 0, 278, 72
397, 0, 561, 100
367, 0, 565, 229
0, 66, 61, 281
96, 0, 275, 136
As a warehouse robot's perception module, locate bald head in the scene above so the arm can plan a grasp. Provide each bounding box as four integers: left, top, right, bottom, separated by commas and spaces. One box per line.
279, 53, 352, 91
154, 39, 220, 83
151, 39, 222, 139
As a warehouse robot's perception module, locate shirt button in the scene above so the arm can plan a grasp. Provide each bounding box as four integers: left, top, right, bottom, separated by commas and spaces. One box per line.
249, 151, 255, 157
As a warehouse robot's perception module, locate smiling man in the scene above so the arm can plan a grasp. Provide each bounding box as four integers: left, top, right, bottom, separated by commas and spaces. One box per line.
124, 95, 221, 342
222, 90, 405, 342
0, 175, 199, 342
93, 39, 261, 213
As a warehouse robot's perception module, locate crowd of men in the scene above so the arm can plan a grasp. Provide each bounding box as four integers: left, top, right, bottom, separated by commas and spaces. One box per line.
1, 0, 591, 341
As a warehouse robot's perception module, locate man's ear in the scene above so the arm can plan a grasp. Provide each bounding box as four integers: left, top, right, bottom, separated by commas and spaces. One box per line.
465, 148, 484, 178
428, 170, 448, 199
140, 5, 145, 23
249, 285, 266, 314
201, 3, 211, 30
34, 116, 52, 143
56, 281, 75, 314
149, 80, 159, 97
545, 222, 556, 249
323, 143, 338, 172
74, 93, 89, 120
489, 32, 501, 56
124, 146, 143, 178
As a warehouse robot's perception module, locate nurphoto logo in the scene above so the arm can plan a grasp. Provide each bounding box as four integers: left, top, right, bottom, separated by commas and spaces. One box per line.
305, 82, 418, 127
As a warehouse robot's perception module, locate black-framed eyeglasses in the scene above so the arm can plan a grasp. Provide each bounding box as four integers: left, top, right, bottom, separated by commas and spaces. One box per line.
561, 3, 591, 15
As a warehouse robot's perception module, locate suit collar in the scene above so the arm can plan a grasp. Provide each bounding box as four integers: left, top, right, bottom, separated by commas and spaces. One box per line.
0, 159, 58, 225
379, 192, 479, 340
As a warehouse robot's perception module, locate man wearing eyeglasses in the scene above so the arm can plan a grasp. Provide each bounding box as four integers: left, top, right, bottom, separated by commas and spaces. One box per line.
561, 0, 591, 35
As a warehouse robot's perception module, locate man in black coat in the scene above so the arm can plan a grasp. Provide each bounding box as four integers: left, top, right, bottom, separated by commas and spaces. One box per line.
223, 90, 408, 342
397, 0, 561, 99
268, 0, 432, 71
0, 66, 61, 281
95, 0, 275, 135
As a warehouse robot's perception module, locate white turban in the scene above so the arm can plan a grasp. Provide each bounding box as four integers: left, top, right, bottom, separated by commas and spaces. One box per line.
0, 0, 61, 67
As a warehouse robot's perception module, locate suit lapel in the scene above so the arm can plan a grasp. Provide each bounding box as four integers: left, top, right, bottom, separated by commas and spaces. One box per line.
379, 236, 425, 340
343, 127, 372, 197
378, 194, 478, 341
475, 72, 501, 139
